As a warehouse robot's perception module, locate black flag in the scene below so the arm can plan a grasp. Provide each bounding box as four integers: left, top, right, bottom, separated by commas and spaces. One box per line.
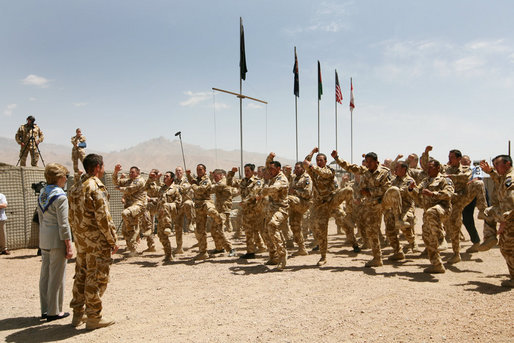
240, 18, 248, 81
293, 47, 299, 97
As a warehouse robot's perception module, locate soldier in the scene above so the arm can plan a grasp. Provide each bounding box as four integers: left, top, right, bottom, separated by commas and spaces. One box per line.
69, 153, 118, 329
141, 169, 162, 253
287, 162, 312, 256
421, 146, 488, 264
211, 169, 236, 254
480, 156, 514, 287
303, 148, 353, 266
257, 153, 289, 270
384, 161, 418, 260
227, 164, 267, 259
212, 169, 235, 234
186, 164, 235, 260
15, 115, 44, 167
154, 171, 182, 261
174, 167, 195, 240
112, 164, 147, 257
332, 150, 401, 268
408, 158, 454, 273
71, 128, 87, 173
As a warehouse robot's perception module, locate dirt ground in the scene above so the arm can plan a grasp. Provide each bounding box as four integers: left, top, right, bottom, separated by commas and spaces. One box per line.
1, 208, 512, 343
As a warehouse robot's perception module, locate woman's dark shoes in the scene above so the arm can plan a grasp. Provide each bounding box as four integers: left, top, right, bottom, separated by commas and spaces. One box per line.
47, 312, 70, 322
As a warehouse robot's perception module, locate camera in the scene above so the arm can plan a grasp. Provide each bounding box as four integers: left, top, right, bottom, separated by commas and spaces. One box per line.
31, 181, 46, 195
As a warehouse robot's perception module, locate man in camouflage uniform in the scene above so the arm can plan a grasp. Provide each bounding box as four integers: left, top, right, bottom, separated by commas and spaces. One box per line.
480, 156, 514, 287
257, 153, 289, 270
421, 146, 488, 264
384, 161, 419, 260
287, 162, 312, 256
408, 158, 454, 273
153, 171, 182, 261
303, 148, 353, 266
112, 164, 147, 257
211, 169, 237, 254
15, 115, 44, 167
228, 164, 267, 259
186, 164, 235, 260
332, 150, 401, 267
175, 167, 195, 241
71, 128, 87, 173
140, 169, 162, 253
69, 154, 117, 329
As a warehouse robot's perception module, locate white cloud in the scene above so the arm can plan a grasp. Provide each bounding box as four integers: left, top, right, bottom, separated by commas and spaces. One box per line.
73, 102, 88, 107
180, 91, 211, 107
4, 104, 17, 116
285, 1, 352, 34
246, 103, 263, 110
29, 97, 37, 101
21, 74, 51, 88
213, 102, 229, 110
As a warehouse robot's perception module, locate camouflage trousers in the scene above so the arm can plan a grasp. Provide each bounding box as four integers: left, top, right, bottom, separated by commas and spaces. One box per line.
71, 148, 86, 172
121, 202, 146, 252
19, 146, 39, 167
499, 220, 514, 279
360, 187, 403, 260
140, 203, 157, 249
384, 207, 416, 254
422, 205, 450, 267
70, 246, 112, 320
241, 209, 265, 254
332, 204, 357, 246
445, 183, 488, 255
177, 199, 195, 233
288, 196, 310, 250
311, 186, 354, 258
266, 208, 289, 260
157, 203, 178, 256
194, 201, 227, 254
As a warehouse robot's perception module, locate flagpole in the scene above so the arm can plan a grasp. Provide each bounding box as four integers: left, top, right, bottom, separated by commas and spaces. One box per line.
335, 70, 338, 153
239, 17, 244, 173
350, 77, 354, 164
294, 47, 299, 162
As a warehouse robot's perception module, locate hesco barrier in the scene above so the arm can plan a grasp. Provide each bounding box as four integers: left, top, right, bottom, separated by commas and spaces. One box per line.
0, 165, 136, 249
0, 165, 241, 250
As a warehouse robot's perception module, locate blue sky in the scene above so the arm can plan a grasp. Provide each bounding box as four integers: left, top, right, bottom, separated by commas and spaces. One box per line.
1, 0, 513, 164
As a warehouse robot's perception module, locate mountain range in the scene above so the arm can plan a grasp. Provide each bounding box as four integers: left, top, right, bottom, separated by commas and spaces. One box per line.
0, 136, 295, 173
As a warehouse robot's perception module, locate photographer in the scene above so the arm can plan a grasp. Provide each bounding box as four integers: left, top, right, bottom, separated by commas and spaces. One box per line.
15, 115, 44, 167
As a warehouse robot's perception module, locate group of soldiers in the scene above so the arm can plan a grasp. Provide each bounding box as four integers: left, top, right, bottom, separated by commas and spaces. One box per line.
13, 117, 514, 286
106, 146, 513, 287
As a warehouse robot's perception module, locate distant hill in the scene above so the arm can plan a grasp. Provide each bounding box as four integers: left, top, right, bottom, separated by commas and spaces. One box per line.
0, 136, 294, 173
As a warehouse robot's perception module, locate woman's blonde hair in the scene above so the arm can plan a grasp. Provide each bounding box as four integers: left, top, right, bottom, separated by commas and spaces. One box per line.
44, 163, 69, 185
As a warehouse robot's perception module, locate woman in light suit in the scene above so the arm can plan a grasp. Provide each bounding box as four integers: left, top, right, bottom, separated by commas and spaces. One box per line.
38, 163, 73, 321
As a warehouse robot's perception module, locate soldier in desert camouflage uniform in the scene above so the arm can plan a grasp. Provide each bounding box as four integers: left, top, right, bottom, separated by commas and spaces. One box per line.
287, 162, 312, 256
383, 161, 418, 260
332, 150, 401, 268
15, 115, 44, 167
112, 164, 147, 257
174, 167, 195, 242
140, 169, 162, 253
480, 156, 514, 287
303, 148, 353, 266
421, 146, 488, 264
210, 169, 236, 254
70, 128, 87, 173
187, 164, 235, 260
153, 171, 182, 261
69, 154, 118, 329
408, 158, 454, 273
257, 153, 289, 270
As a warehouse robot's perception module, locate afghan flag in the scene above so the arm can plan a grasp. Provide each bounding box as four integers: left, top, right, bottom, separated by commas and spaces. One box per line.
318, 61, 323, 100
350, 77, 355, 111
240, 18, 248, 81
293, 47, 299, 97
335, 70, 342, 104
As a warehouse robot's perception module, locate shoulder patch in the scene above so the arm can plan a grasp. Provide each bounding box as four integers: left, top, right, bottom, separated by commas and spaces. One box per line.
305, 180, 310, 185
256, 180, 261, 186
506, 176, 512, 188
445, 177, 454, 187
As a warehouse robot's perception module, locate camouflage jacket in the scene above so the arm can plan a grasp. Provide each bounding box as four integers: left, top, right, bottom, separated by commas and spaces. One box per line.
15, 123, 44, 147
409, 173, 454, 211
112, 173, 147, 207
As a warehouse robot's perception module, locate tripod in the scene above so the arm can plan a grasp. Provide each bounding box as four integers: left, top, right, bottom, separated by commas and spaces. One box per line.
16, 127, 45, 167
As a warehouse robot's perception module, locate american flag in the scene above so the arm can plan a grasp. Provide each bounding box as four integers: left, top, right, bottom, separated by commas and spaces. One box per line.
335, 70, 342, 104
350, 77, 355, 111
